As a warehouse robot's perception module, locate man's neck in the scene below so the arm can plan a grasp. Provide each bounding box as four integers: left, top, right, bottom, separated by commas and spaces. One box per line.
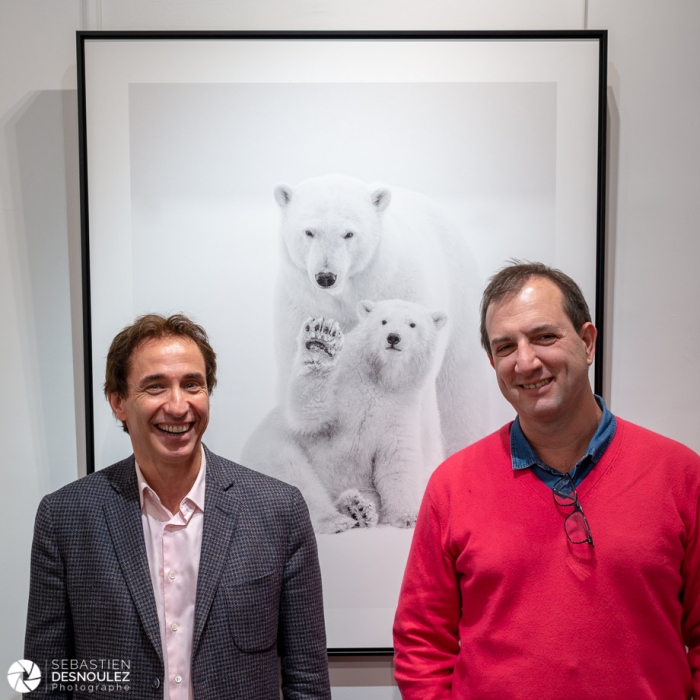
136, 448, 202, 513
519, 393, 602, 473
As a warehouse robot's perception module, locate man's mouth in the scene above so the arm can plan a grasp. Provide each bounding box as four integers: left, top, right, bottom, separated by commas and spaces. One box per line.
156, 423, 192, 434
521, 378, 553, 390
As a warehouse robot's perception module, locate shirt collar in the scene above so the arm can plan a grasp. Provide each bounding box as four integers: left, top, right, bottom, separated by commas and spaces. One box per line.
510, 395, 616, 471
135, 446, 207, 514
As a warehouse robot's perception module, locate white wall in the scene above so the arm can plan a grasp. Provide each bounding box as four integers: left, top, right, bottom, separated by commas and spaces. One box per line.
1, 3, 85, 699
2, 1, 699, 698
589, 0, 700, 441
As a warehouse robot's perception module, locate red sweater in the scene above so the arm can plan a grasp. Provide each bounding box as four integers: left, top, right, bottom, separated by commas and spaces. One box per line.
394, 419, 700, 699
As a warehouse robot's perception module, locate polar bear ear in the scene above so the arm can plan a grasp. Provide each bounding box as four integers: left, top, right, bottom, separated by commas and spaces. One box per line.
432, 312, 448, 330
274, 184, 293, 208
357, 300, 375, 318
371, 187, 392, 212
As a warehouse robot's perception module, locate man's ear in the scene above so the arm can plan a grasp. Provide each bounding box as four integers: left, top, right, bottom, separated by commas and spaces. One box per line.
579, 322, 598, 365
487, 352, 495, 369
108, 393, 127, 422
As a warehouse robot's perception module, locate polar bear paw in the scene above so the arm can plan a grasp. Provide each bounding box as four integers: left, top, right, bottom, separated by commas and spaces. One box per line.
314, 511, 358, 535
383, 511, 418, 529
300, 317, 343, 364
335, 489, 379, 528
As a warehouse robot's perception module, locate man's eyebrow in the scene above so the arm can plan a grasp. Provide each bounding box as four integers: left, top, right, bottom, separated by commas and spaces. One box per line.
489, 334, 514, 349
137, 372, 206, 384
529, 323, 564, 336
182, 372, 206, 381
490, 324, 562, 349
135, 373, 166, 387
528, 323, 562, 335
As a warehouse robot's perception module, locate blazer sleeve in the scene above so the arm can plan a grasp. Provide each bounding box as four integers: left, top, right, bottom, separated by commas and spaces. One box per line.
25, 495, 74, 698
277, 490, 331, 700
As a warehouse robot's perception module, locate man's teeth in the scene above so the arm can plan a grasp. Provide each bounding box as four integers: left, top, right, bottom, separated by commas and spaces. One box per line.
158, 424, 189, 434
523, 379, 551, 389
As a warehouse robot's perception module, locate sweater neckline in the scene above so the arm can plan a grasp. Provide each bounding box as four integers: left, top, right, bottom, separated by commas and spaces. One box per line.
511, 418, 627, 507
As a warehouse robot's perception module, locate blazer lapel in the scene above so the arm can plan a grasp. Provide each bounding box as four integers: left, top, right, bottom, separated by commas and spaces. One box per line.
192, 448, 242, 657
103, 459, 163, 663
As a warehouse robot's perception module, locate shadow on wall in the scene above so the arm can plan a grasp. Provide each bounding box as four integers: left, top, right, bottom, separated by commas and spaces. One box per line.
2, 89, 82, 493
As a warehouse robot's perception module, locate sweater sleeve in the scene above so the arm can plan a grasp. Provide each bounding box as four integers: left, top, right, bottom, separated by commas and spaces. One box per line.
682, 469, 700, 697
393, 485, 461, 700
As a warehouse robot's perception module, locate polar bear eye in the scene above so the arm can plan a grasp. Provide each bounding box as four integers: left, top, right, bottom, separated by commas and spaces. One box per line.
344, 231, 354, 239
381, 320, 387, 325
410, 323, 416, 328
304, 230, 314, 238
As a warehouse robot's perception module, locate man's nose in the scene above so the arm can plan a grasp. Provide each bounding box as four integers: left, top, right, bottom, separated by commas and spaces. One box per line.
165, 387, 188, 415
514, 342, 541, 374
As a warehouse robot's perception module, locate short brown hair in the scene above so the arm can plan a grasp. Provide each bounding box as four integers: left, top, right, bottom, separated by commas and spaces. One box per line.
104, 313, 217, 432
480, 261, 592, 356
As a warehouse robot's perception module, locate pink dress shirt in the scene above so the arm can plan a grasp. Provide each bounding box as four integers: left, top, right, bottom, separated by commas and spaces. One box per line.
136, 452, 205, 700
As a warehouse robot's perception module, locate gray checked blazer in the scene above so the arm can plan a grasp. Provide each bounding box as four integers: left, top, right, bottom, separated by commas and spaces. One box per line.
24, 446, 331, 699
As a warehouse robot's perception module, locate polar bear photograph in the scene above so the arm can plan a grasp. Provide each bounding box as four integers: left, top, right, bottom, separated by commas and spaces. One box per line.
105, 76, 560, 645
242, 299, 447, 534
272, 173, 486, 458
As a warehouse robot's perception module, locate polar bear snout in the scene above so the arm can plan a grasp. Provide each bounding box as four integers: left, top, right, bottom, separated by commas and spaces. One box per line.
315, 271, 337, 288
386, 333, 401, 349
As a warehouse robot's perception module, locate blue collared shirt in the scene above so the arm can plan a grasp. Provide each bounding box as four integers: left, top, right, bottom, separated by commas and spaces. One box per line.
510, 395, 616, 489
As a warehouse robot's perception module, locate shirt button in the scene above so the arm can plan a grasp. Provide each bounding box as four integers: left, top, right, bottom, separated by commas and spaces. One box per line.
174, 675, 182, 684
168, 571, 177, 580
171, 622, 179, 631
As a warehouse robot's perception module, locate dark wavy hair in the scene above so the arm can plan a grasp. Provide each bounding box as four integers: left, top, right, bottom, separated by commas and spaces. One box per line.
480, 261, 592, 356
104, 313, 217, 433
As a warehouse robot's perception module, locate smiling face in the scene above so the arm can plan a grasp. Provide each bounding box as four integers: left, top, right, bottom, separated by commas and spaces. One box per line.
485, 277, 597, 430
108, 335, 210, 473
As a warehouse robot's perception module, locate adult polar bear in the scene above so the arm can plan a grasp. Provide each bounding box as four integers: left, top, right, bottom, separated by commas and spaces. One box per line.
273, 173, 485, 456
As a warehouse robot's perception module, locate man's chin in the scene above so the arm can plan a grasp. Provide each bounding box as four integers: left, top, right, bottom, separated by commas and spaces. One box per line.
513, 392, 560, 415
151, 437, 202, 465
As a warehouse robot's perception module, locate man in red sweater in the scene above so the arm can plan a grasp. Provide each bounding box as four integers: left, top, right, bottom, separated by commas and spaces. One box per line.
393, 262, 700, 699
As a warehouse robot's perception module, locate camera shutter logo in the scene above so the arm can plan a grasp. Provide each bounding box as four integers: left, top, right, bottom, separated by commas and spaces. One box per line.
7, 659, 41, 692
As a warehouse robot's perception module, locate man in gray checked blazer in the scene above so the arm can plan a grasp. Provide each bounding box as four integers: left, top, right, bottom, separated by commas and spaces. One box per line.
25, 314, 331, 699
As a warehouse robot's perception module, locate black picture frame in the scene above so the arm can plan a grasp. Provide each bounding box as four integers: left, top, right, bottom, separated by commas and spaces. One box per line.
77, 30, 607, 653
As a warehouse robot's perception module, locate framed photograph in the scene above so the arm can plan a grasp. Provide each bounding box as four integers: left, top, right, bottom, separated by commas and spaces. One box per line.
78, 30, 607, 653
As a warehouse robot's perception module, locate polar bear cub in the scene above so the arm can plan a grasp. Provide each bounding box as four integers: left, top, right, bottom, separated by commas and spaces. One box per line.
241, 299, 447, 534
272, 173, 485, 457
